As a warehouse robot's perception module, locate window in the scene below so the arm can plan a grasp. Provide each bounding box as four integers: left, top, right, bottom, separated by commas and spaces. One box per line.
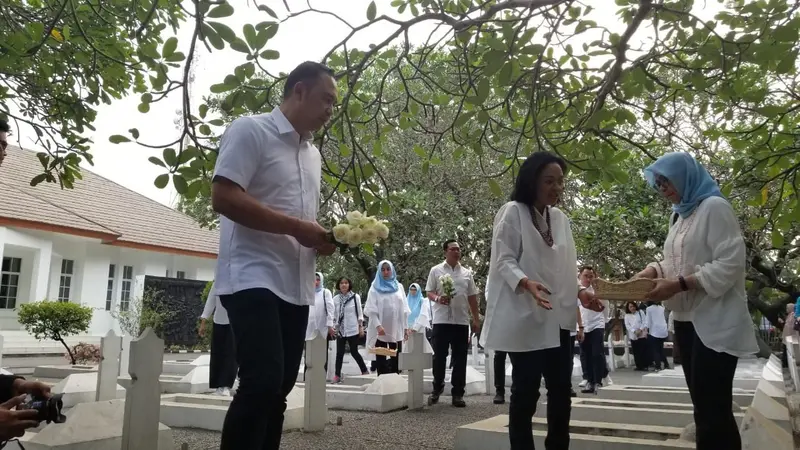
165, 270, 171, 277
176, 271, 186, 279
105, 264, 116, 311
120, 266, 134, 311
0, 257, 21, 309
58, 259, 74, 302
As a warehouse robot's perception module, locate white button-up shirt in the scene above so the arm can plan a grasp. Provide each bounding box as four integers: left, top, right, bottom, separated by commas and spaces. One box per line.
200, 282, 229, 325
644, 304, 669, 339
213, 108, 321, 306
333, 292, 363, 338
425, 261, 479, 326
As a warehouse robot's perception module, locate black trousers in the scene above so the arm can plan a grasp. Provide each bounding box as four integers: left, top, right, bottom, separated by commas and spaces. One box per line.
219, 288, 307, 450
432, 323, 469, 397
210, 323, 238, 389
494, 350, 507, 394
375, 340, 402, 375
579, 328, 605, 385
674, 321, 740, 450
648, 335, 668, 369
508, 329, 572, 450
335, 334, 368, 377
631, 338, 648, 370
567, 335, 576, 388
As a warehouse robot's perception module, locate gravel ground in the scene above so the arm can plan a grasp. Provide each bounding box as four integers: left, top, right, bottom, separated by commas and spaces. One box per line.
172, 394, 508, 450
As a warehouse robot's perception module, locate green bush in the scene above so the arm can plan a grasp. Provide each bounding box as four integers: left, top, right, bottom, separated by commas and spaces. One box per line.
112, 287, 173, 339
17, 301, 93, 364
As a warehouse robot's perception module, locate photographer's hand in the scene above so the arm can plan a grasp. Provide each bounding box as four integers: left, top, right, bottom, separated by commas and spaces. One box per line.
12, 379, 51, 399
0, 395, 40, 440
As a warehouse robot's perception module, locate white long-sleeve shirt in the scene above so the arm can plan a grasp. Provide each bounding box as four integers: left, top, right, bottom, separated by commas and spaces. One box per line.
624, 312, 644, 341
648, 197, 758, 357
200, 283, 229, 325
364, 283, 409, 345
306, 288, 334, 341
644, 304, 669, 339
480, 202, 579, 353
333, 292, 363, 338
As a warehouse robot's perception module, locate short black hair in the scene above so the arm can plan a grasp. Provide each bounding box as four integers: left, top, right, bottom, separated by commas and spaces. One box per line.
579, 265, 595, 275
625, 301, 638, 313
283, 61, 334, 100
336, 277, 353, 292
0, 119, 9, 133
510, 152, 568, 207
442, 239, 459, 251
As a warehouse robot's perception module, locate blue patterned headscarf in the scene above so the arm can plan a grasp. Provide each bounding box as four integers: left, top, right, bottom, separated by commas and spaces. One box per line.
644, 152, 722, 218
406, 283, 423, 327
315, 272, 324, 293
372, 260, 399, 294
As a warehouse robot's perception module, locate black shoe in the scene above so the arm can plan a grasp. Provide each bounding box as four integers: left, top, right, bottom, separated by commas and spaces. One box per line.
427, 392, 440, 406
493, 393, 505, 404
581, 383, 597, 394
452, 396, 466, 407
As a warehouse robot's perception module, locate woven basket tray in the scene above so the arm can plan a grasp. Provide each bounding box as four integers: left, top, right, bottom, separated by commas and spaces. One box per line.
369, 347, 397, 357
592, 278, 656, 301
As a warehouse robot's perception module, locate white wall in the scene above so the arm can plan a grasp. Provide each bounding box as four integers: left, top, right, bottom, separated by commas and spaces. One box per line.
0, 227, 216, 335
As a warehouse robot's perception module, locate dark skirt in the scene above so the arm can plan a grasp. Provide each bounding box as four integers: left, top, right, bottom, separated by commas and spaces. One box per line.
210, 322, 238, 389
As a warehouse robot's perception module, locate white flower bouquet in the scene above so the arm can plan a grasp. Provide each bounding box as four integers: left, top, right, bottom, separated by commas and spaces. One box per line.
440, 274, 456, 298
328, 211, 390, 253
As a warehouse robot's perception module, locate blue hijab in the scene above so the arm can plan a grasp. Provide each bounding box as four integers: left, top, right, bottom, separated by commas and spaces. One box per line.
315, 272, 324, 293
644, 152, 723, 218
372, 260, 399, 294
406, 283, 423, 327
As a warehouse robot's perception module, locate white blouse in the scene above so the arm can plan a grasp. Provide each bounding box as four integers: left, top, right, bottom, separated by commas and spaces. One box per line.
333, 292, 363, 338
200, 282, 230, 325
648, 197, 757, 357
305, 288, 334, 341
644, 304, 668, 339
480, 202, 579, 353
364, 283, 410, 346
408, 299, 432, 333
624, 313, 643, 341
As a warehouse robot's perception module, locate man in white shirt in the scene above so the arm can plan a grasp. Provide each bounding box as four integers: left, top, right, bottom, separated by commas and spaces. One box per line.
577, 266, 608, 394
211, 61, 337, 450
425, 239, 481, 408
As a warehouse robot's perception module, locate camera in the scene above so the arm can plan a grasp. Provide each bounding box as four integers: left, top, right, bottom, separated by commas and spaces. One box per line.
18, 394, 66, 424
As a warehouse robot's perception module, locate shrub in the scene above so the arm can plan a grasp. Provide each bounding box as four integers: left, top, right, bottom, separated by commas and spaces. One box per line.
112, 287, 173, 339
17, 301, 93, 364
67, 342, 101, 365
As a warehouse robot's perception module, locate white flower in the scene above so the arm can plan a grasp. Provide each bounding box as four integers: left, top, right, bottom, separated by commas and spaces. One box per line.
332, 224, 350, 243
362, 226, 379, 244
440, 274, 456, 297
346, 228, 363, 247
346, 211, 363, 226
376, 223, 389, 239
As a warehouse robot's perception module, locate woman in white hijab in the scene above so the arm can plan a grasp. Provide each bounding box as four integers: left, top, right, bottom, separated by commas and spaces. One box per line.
481, 152, 601, 449
305, 272, 335, 376
364, 260, 410, 375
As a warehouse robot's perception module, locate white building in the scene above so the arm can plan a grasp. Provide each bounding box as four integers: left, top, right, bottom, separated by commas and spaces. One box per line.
0, 145, 218, 349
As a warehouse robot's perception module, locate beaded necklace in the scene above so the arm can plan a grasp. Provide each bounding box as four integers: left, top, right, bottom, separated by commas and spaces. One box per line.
530, 206, 554, 247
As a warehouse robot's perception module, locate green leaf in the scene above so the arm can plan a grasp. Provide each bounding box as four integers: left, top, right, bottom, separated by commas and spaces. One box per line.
208, 21, 237, 43
30, 173, 48, 186
154, 174, 169, 189
413, 145, 427, 158
210, 83, 234, 93
339, 143, 352, 157
137, 103, 150, 113
229, 39, 250, 54
772, 229, 785, 248
367, 1, 377, 20
162, 37, 178, 58
260, 49, 280, 60
749, 216, 768, 230
243, 24, 257, 49
148, 157, 166, 168
129, 128, 140, 139
108, 135, 130, 144
165, 52, 185, 62
199, 104, 208, 119
258, 4, 278, 18
201, 24, 225, 50
208, 2, 234, 18
454, 111, 475, 127
488, 179, 502, 197
163, 148, 178, 166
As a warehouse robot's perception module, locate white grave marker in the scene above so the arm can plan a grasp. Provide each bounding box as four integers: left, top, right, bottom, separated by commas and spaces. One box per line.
484, 349, 495, 395
303, 335, 327, 431
122, 328, 165, 450
119, 334, 132, 376
96, 329, 123, 401
399, 331, 432, 410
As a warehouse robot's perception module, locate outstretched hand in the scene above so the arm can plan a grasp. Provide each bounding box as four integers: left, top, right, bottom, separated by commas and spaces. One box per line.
524, 280, 552, 310
579, 289, 604, 312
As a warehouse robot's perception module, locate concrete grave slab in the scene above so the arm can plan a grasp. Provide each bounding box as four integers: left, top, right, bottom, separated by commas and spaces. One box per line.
455, 415, 694, 450
160, 389, 304, 432
741, 406, 793, 450
52, 372, 126, 408
33, 364, 96, 379
24, 399, 173, 450
297, 376, 408, 413
339, 368, 485, 396
119, 369, 210, 394
600, 385, 754, 406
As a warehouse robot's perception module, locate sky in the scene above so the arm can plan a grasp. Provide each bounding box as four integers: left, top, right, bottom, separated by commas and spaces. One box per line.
7, 0, 719, 208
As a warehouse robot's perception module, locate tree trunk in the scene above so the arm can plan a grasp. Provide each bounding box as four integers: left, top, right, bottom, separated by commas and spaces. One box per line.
59, 337, 76, 365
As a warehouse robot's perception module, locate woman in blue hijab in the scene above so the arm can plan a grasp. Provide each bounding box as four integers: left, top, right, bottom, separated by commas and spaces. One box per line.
635, 152, 757, 450
364, 260, 409, 375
